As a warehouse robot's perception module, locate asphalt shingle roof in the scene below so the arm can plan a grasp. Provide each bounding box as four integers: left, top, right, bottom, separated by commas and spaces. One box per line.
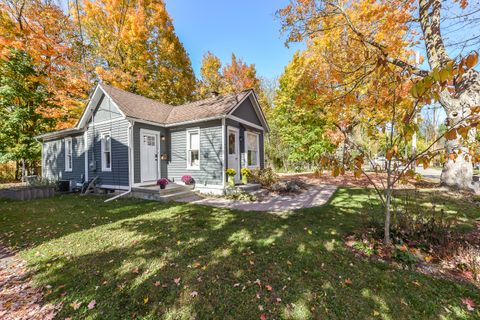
100, 83, 251, 125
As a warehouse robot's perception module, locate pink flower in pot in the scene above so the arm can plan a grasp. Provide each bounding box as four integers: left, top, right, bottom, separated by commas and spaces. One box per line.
156, 178, 169, 189
181, 175, 194, 185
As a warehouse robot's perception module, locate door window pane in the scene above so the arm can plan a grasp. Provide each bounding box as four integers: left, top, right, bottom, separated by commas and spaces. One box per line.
228, 132, 236, 155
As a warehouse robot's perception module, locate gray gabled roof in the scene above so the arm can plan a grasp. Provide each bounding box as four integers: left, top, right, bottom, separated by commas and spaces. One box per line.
101, 83, 251, 125
37, 83, 266, 141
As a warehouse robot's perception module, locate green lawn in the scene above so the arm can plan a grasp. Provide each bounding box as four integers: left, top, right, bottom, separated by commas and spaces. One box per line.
0, 189, 479, 319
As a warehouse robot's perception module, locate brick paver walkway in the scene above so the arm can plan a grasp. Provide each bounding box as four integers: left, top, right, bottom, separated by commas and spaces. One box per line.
190, 184, 338, 212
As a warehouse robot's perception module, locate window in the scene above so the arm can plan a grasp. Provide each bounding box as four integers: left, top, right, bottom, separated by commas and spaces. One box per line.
245, 131, 259, 168
101, 132, 112, 171
65, 137, 73, 172
186, 129, 200, 169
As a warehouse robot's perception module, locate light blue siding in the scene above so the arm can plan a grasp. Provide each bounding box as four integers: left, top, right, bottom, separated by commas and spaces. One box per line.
86, 119, 130, 187
231, 96, 262, 126
93, 94, 123, 123
42, 134, 85, 182
167, 120, 223, 185
133, 122, 168, 183
225, 119, 265, 171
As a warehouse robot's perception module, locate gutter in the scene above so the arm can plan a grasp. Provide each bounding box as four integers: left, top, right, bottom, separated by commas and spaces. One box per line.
104, 120, 134, 202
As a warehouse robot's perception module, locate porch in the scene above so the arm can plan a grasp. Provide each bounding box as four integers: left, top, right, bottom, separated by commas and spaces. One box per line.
131, 183, 199, 202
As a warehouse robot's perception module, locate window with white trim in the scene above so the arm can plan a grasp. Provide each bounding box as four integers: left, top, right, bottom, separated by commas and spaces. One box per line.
101, 132, 112, 171
186, 129, 200, 170
246, 131, 259, 168
65, 137, 73, 172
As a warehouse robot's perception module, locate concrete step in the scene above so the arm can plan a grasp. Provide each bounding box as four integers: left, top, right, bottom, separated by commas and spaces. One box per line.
235, 183, 262, 193
130, 189, 197, 202
131, 184, 194, 196
159, 190, 197, 202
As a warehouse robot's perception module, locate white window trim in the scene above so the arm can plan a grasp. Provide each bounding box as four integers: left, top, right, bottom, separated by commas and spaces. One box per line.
101, 132, 112, 172
65, 137, 73, 172
186, 128, 200, 170
244, 131, 260, 169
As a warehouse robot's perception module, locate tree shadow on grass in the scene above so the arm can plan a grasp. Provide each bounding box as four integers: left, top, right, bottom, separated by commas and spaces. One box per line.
18, 189, 480, 319
0, 194, 167, 250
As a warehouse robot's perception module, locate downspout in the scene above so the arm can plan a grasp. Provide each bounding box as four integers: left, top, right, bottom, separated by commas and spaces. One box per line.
221, 117, 226, 190
105, 120, 133, 202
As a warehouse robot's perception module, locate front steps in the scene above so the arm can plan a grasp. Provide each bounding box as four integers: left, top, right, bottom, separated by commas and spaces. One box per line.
131, 183, 196, 202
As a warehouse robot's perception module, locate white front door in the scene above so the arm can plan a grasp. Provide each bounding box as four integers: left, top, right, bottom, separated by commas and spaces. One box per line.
227, 127, 240, 181
140, 130, 159, 183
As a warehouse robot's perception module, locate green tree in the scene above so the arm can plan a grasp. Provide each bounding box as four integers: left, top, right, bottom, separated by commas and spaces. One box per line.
270, 52, 334, 170
0, 49, 55, 178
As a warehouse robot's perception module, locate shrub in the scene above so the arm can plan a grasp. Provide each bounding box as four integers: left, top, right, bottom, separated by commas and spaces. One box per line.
225, 168, 237, 176
392, 245, 418, 267
156, 178, 169, 187
225, 191, 257, 202
352, 241, 376, 257
181, 175, 194, 185
452, 243, 480, 283
251, 168, 278, 188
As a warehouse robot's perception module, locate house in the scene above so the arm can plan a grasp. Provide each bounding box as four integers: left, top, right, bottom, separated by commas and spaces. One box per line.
36, 83, 269, 194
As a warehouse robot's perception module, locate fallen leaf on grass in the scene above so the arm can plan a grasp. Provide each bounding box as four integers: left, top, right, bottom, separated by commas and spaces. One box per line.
154, 281, 161, 287
260, 313, 266, 320
424, 255, 433, 263
87, 300, 96, 310
345, 278, 353, 285
266, 285, 272, 291
70, 301, 81, 310
132, 268, 139, 274
190, 291, 198, 298
462, 298, 476, 311
144, 297, 149, 304
174, 277, 181, 286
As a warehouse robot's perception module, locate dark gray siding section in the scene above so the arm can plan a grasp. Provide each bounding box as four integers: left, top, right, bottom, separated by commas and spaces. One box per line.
132, 122, 167, 183
93, 94, 123, 123
231, 96, 262, 126
225, 119, 264, 170
86, 119, 130, 187
42, 134, 85, 181
167, 120, 223, 185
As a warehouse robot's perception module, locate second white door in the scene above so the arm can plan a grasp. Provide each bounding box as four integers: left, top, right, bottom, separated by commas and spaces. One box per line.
227, 127, 240, 182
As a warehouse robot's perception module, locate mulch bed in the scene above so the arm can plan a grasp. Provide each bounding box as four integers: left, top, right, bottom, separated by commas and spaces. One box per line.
279, 171, 439, 189
0, 246, 58, 320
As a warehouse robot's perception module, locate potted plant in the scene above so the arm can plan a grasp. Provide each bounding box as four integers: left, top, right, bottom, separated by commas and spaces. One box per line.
225, 168, 237, 187
156, 178, 169, 190
240, 168, 252, 185
181, 175, 194, 185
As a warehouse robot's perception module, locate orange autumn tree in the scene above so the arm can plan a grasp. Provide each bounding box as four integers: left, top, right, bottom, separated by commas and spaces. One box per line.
277, 0, 480, 243
279, 0, 480, 191
0, 0, 89, 128
76, 0, 196, 105
198, 52, 261, 97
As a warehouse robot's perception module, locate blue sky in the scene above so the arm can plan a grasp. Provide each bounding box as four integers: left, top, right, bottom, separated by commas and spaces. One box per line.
165, 0, 302, 79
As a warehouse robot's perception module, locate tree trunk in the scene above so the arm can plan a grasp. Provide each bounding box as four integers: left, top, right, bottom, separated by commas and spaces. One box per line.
384, 188, 392, 245
439, 69, 480, 192
418, 0, 480, 191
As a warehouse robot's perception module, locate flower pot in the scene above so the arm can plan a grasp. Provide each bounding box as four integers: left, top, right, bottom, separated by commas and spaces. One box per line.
160, 185, 166, 190
228, 175, 235, 187
241, 174, 248, 185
